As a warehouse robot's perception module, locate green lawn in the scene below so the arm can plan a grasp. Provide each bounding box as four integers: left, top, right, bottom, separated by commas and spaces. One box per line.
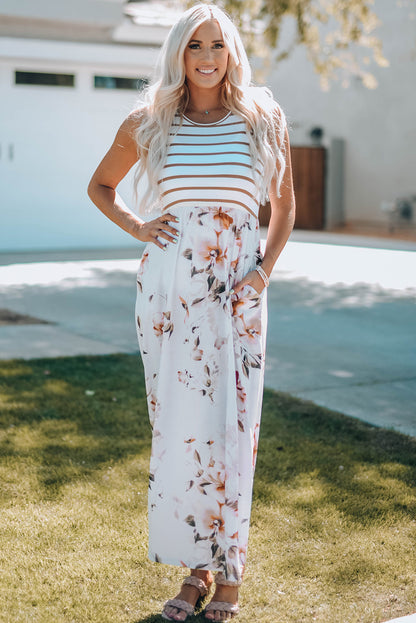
0, 354, 415, 623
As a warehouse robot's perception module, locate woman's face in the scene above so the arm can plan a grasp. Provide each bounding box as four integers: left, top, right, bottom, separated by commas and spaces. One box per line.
184, 19, 229, 91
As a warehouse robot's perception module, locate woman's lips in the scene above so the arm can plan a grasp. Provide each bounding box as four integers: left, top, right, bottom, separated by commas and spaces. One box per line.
197, 68, 217, 75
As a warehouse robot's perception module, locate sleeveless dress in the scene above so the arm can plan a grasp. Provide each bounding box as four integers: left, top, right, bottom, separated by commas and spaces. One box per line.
135, 111, 267, 583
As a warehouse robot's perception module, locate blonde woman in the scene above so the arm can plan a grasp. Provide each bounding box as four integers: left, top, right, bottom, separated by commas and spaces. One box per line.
88, 3, 295, 620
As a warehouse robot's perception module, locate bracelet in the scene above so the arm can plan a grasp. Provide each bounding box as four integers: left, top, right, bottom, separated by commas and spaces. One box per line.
255, 265, 269, 288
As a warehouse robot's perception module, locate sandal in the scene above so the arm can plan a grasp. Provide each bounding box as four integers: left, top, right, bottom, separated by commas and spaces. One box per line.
162, 574, 211, 621
204, 572, 240, 620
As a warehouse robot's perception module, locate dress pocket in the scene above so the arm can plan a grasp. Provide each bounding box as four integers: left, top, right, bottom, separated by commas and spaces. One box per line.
231, 283, 263, 318
243, 283, 264, 298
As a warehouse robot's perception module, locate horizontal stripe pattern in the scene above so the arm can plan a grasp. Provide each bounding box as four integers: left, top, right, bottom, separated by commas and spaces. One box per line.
158, 112, 262, 216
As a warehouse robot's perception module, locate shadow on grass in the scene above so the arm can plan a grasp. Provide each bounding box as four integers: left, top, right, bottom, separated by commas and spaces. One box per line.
0, 354, 150, 498
0, 353, 415, 522
132, 611, 213, 622
256, 387, 416, 525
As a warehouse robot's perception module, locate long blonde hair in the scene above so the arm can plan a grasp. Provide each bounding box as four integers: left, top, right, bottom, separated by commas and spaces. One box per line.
133, 3, 286, 215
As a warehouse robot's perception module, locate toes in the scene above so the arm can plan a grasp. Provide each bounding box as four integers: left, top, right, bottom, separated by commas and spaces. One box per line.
206, 607, 234, 621
164, 606, 176, 619
164, 606, 183, 621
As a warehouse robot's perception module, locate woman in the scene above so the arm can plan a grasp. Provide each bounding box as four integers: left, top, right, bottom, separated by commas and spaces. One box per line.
88, 3, 295, 621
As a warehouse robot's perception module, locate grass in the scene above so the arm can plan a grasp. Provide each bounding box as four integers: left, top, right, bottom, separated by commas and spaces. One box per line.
0, 353, 415, 623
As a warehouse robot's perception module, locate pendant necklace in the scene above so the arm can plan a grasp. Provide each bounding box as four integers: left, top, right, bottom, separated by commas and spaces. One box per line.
187, 106, 221, 116
185, 106, 226, 119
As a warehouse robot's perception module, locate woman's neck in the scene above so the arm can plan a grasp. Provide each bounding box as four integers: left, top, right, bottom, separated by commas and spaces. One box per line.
186, 85, 223, 115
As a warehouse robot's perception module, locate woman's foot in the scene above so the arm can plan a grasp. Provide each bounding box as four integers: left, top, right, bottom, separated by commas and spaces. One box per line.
204, 584, 239, 621
163, 570, 213, 621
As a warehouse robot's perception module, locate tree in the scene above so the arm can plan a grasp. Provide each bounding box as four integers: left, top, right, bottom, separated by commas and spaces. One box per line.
191, 0, 414, 89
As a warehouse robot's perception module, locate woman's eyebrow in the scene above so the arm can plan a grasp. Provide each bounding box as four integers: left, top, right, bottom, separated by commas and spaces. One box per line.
188, 39, 224, 43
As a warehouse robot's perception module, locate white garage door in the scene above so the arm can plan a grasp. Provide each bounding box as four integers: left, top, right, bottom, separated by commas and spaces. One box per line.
0, 58, 148, 252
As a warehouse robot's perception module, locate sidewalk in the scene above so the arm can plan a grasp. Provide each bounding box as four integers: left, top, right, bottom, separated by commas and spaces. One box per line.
1, 231, 415, 438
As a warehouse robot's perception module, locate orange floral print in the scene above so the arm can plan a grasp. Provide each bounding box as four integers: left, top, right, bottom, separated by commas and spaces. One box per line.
152, 311, 173, 338
202, 502, 226, 535
135, 204, 267, 583
197, 230, 228, 268
213, 206, 234, 230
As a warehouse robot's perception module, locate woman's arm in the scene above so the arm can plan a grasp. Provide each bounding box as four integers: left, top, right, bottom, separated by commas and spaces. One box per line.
87, 114, 178, 250
233, 124, 296, 294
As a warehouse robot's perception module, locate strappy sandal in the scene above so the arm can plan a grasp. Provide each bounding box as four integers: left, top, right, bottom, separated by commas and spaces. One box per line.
204, 572, 240, 620
162, 574, 211, 621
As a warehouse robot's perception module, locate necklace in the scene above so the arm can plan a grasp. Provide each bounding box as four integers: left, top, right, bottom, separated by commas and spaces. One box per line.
186, 105, 225, 116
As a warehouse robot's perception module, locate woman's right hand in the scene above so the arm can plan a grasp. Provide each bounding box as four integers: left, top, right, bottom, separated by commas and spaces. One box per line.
136, 213, 179, 250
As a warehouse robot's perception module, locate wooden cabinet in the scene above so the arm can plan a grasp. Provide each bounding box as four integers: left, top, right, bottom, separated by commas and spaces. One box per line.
259, 146, 326, 230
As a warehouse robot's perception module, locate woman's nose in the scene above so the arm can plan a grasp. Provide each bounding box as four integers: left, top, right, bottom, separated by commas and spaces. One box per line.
202, 46, 214, 61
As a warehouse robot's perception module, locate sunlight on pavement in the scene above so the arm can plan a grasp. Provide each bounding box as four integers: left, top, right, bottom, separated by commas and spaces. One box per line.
275, 242, 416, 293
0, 242, 415, 297
0, 259, 139, 289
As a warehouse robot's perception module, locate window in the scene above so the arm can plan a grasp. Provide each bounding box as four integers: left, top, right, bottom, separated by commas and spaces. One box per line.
94, 76, 149, 91
15, 71, 75, 87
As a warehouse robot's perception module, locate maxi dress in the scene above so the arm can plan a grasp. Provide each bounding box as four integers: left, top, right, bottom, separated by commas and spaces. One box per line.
135, 111, 268, 583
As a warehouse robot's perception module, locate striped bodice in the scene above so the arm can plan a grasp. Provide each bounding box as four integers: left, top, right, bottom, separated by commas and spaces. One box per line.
158, 111, 262, 218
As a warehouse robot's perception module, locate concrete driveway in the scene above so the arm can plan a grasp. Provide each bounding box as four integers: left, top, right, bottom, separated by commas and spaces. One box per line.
1, 231, 415, 437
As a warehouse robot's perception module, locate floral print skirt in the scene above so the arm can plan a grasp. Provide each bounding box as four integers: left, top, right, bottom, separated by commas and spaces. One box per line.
135, 205, 267, 583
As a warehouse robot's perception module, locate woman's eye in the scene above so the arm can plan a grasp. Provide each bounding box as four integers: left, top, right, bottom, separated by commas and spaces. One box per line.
188, 43, 224, 50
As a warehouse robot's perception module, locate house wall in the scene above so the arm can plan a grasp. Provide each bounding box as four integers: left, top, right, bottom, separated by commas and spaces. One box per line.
267, 0, 416, 226
0, 37, 157, 251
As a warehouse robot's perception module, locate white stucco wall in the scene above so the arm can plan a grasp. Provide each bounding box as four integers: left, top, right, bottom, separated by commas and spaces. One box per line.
268, 0, 416, 224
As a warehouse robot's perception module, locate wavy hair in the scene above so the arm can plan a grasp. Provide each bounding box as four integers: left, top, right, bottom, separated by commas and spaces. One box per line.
132, 3, 286, 214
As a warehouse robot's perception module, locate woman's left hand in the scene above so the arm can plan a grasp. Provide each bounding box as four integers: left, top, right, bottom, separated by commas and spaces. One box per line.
232, 269, 265, 296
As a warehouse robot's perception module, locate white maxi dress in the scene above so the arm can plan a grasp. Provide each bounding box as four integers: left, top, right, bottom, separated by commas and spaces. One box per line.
135, 111, 268, 583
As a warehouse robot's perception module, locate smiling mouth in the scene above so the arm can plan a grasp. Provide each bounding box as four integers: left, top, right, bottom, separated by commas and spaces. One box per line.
197, 68, 217, 75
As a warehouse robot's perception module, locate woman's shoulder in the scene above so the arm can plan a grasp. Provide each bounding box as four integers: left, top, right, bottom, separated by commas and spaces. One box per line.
121, 105, 150, 135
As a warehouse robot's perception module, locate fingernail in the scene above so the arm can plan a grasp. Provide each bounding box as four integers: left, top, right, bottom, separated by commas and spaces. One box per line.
162, 245, 167, 251
229, 289, 234, 295
172, 238, 178, 244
